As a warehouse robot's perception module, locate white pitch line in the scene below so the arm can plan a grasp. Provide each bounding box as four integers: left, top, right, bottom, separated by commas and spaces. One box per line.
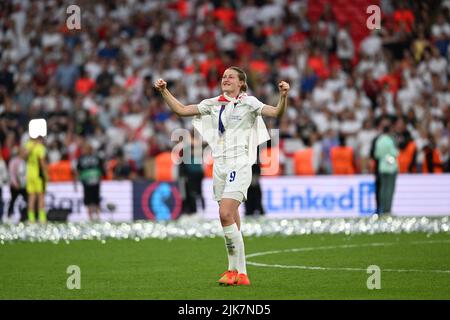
246, 240, 450, 274
246, 242, 396, 259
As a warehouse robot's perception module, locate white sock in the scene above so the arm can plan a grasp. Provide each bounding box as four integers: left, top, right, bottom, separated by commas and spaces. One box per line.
223, 223, 239, 271
236, 230, 247, 275
223, 223, 247, 275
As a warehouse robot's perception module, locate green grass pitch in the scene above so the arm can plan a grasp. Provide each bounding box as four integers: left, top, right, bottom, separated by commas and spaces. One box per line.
1, 232, 449, 299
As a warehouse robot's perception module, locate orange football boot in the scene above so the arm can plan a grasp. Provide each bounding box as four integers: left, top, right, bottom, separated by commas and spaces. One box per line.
218, 270, 238, 286
235, 273, 251, 286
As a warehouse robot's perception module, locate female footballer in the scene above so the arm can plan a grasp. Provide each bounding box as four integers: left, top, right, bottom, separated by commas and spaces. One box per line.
155, 67, 289, 286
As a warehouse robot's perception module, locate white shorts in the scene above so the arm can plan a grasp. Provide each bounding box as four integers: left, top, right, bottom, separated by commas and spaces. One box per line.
213, 156, 252, 203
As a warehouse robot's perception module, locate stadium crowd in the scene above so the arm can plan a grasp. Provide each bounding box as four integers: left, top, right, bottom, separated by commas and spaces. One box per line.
1, 0, 450, 182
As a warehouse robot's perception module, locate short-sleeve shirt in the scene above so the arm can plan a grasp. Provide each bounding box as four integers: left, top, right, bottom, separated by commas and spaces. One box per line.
25, 140, 46, 179
375, 134, 399, 174
197, 94, 265, 159
77, 155, 104, 186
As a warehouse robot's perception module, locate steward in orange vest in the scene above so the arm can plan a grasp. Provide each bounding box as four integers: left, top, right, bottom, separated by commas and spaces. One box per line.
293, 138, 315, 175
397, 140, 417, 173
330, 135, 355, 174
155, 151, 175, 181
422, 143, 443, 174
48, 156, 74, 182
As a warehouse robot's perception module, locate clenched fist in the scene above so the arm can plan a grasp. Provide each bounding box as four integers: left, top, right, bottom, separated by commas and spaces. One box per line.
154, 78, 167, 92
278, 81, 290, 97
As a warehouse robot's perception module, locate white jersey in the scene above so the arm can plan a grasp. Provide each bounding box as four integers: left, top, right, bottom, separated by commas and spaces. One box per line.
196, 93, 265, 159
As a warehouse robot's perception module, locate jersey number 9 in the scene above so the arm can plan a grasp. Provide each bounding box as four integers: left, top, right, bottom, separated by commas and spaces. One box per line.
229, 171, 236, 182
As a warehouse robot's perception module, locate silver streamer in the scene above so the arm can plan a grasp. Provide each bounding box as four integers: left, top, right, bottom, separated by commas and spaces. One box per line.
0, 215, 448, 244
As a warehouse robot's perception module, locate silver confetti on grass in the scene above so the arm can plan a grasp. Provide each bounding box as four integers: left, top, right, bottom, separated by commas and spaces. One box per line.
0, 215, 449, 243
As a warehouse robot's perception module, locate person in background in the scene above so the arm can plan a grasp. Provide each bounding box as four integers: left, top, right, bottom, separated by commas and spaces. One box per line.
25, 136, 48, 223
74, 142, 105, 222
244, 159, 265, 216
0, 152, 8, 223
422, 134, 444, 174
330, 134, 356, 174
179, 131, 205, 215
395, 117, 417, 173
370, 118, 388, 215
374, 120, 399, 215
113, 150, 136, 180
7, 147, 28, 222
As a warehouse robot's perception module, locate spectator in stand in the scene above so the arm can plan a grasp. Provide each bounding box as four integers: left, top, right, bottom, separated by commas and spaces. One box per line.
393, 1, 415, 34
363, 70, 380, 110
75, 67, 96, 96
336, 24, 354, 73
0, 152, 8, 223
96, 60, 115, 98
300, 67, 318, 95
54, 53, 79, 95
0, 0, 447, 181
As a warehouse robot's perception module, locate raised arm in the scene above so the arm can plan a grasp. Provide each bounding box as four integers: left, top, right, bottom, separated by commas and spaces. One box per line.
261, 81, 290, 118
154, 79, 200, 117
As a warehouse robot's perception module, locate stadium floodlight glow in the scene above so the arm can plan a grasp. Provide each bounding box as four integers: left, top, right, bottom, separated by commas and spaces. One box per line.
28, 118, 47, 138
